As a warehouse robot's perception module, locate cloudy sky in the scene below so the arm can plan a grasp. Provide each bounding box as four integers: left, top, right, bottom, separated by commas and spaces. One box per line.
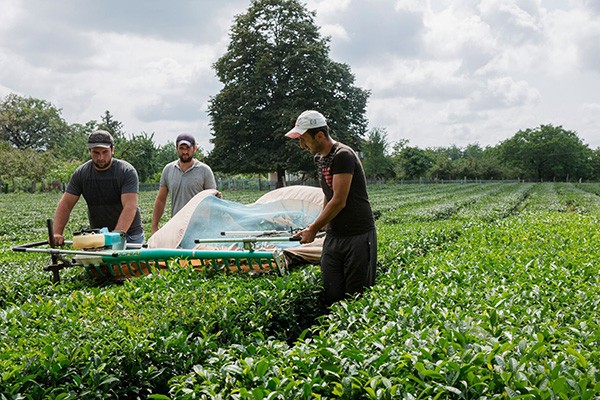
1, 0, 599, 153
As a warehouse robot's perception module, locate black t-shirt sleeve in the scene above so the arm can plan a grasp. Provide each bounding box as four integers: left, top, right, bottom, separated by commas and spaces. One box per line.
331, 149, 356, 175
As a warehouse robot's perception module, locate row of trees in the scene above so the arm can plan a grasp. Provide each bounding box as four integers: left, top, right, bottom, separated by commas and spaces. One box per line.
1, 89, 598, 192
0, 94, 179, 191
363, 125, 600, 182
1, 0, 599, 192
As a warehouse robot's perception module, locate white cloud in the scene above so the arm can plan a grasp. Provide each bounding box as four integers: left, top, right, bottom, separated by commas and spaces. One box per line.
394, 0, 430, 13
423, 7, 496, 73
476, 77, 540, 109
319, 24, 350, 42
311, 0, 425, 65
478, 0, 543, 43
584, 0, 600, 14
0, 0, 22, 30
545, 6, 600, 75
307, 0, 351, 17
358, 58, 470, 102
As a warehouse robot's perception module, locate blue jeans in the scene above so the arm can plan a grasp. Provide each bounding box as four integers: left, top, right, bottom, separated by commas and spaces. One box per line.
126, 231, 145, 245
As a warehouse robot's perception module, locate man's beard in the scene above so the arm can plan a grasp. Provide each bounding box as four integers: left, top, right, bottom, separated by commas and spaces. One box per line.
179, 155, 194, 163
93, 159, 111, 170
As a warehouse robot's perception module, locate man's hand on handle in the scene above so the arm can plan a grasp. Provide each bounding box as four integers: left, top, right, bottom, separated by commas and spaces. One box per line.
294, 225, 320, 244
52, 233, 65, 247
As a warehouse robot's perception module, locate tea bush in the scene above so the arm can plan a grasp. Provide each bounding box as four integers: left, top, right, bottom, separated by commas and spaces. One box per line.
0, 265, 323, 398
168, 211, 600, 399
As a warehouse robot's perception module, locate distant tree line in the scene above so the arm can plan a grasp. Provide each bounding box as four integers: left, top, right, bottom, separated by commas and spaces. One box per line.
361, 125, 600, 182
0, 93, 179, 192
1, 92, 598, 194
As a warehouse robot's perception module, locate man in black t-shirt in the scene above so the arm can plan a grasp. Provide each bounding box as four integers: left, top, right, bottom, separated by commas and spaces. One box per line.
286, 110, 377, 306
52, 130, 144, 246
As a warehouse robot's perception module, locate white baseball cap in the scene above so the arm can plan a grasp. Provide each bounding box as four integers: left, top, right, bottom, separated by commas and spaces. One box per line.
285, 110, 327, 139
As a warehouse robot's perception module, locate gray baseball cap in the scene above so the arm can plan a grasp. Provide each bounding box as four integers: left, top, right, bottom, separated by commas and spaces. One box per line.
176, 133, 196, 147
88, 130, 114, 149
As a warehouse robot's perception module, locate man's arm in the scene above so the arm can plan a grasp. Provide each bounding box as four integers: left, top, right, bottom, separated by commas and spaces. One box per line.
203, 165, 222, 198
204, 165, 218, 190
298, 173, 352, 244
151, 186, 169, 234
114, 192, 139, 233
52, 192, 80, 246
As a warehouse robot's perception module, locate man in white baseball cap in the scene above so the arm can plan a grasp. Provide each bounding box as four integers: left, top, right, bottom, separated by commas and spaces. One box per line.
285, 110, 328, 139
285, 110, 377, 307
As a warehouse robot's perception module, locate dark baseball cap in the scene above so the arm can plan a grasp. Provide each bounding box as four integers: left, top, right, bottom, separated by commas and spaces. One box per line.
176, 133, 196, 147
88, 130, 114, 149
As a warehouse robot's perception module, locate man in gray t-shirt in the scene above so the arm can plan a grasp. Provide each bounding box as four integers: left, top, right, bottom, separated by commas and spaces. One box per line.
151, 133, 220, 234
52, 130, 144, 245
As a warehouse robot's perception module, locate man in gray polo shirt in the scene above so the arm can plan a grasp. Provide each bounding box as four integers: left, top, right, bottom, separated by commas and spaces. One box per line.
151, 133, 219, 234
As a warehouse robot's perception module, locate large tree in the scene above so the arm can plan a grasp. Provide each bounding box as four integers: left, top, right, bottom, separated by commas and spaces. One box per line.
428, 144, 510, 180
0, 143, 58, 191
362, 127, 394, 180
591, 148, 600, 181
497, 124, 593, 181
392, 144, 434, 180
0, 93, 69, 150
98, 110, 127, 152
56, 121, 96, 161
207, 0, 369, 185
119, 132, 159, 183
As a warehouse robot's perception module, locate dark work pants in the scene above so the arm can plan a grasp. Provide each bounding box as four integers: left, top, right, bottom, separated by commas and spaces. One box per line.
320, 228, 377, 307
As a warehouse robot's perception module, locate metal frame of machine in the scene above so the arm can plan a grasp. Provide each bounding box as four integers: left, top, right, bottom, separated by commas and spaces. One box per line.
12, 220, 290, 283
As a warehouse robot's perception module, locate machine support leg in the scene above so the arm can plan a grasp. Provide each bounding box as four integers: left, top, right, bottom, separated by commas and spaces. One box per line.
46, 219, 60, 283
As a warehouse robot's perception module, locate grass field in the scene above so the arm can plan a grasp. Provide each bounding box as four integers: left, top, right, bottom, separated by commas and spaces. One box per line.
1, 182, 600, 399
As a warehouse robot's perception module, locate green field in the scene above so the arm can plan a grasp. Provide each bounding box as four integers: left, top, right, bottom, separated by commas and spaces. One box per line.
1, 182, 600, 399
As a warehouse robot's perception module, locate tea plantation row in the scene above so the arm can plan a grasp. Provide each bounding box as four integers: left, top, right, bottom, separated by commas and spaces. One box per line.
1, 183, 599, 399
